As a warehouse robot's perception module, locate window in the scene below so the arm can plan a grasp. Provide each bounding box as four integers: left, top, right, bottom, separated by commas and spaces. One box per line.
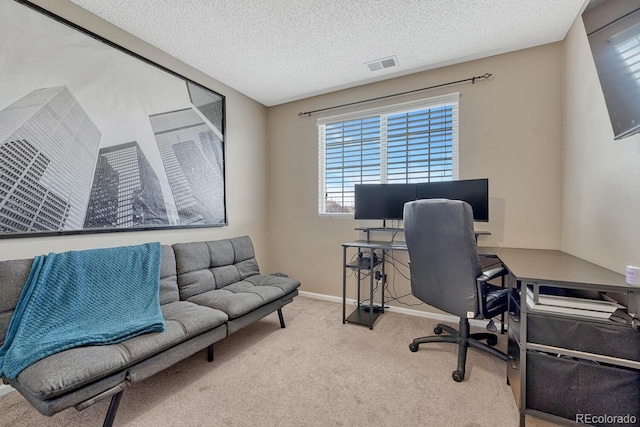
318, 93, 459, 215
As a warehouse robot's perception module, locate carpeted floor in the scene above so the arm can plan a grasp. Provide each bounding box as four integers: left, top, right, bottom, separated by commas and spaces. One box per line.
0, 296, 560, 426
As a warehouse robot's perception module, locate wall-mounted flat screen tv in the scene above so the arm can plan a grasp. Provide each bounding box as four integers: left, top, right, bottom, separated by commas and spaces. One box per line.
584, 2, 640, 140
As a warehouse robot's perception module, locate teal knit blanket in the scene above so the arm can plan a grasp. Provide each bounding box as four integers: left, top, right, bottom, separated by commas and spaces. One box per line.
0, 242, 165, 379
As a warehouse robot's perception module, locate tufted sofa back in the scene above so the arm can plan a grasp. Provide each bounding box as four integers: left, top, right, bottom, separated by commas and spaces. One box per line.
159, 245, 180, 305
0, 258, 33, 346
172, 236, 260, 300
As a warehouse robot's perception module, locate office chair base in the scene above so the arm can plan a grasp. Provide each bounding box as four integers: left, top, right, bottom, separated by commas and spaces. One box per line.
409, 318, 507, 382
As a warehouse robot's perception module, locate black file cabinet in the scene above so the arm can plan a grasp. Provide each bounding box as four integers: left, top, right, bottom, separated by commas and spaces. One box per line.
526, 351, 640, 423
507, 289, 640, 426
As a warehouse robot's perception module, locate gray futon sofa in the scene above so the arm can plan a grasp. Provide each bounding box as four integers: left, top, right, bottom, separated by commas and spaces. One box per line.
0, 235, 300, 426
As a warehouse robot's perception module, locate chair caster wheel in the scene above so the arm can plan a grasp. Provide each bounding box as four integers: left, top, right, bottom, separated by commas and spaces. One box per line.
434, 326, 443, 335
452, 370, 464, 382
487, 336, 498, 346
409, 343, 419, 352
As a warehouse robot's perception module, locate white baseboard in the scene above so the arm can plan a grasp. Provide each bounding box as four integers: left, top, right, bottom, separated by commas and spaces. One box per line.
0, 384, 15, 397
298, 290, 504, 330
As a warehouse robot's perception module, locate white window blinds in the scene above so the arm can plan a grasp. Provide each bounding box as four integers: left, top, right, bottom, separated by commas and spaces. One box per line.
317, 93, 459, 215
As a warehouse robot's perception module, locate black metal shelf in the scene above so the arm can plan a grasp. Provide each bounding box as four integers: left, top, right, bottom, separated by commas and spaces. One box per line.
345, 259, 382, 270
345, 306, 381, 327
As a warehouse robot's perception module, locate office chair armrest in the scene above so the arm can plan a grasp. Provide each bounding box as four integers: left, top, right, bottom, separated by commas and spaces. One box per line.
477, 266, 506, 283
476, 267, 508, 319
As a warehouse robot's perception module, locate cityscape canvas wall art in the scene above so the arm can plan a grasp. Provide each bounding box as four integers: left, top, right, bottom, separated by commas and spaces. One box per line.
0, 0, 227, 238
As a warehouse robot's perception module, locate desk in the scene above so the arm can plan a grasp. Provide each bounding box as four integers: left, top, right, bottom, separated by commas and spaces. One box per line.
355, 226, 491, 242
493, 248, 640, 426
341, 238, 494, 330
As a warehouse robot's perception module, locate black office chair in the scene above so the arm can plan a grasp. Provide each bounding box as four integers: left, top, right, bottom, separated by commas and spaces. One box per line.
404, 198, 508, 382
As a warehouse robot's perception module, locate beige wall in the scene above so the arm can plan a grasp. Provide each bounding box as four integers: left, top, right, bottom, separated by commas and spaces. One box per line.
0, 1, 270, 264
267, 43, 564, 310
562, 16, 640, 273
10, 1, 628, 316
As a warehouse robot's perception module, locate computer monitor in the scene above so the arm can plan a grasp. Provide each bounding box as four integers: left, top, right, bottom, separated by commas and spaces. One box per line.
354, 183, 416, 220
415, 178, 489, 222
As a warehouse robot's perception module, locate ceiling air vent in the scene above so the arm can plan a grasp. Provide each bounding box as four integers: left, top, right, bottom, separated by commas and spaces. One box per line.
366, 56, 398, 72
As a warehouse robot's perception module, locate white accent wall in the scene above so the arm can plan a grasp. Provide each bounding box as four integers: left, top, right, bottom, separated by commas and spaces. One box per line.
562, 16, 640, 272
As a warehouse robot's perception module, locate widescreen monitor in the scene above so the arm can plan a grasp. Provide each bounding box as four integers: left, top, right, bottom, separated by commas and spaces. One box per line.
416, 178, 489, 222
354, 183, 416, 220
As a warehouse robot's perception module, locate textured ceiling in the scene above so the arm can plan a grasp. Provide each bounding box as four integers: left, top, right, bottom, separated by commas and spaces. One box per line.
69, 0, 589, 106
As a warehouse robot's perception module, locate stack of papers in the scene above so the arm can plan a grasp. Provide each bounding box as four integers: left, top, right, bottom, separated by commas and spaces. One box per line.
390, 240, 406, 249
525, 287, 624, 320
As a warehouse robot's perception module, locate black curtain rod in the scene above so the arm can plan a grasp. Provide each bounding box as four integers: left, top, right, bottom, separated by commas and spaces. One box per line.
298, 72, 492, 117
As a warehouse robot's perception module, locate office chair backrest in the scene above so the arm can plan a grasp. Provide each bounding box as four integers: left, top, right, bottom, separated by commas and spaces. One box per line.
403, 199, 482, 318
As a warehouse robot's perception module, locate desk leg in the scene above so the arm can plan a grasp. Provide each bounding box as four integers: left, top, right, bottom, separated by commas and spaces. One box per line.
356, 266, 361, 308
501, 273, 506, 334
381, 250, 386, 313
369, 255, 374, 330
518, 279, 526, 427
342, 246, 347, 324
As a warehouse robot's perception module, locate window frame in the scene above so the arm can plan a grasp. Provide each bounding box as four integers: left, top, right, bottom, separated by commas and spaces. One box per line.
317, 92, 460, 217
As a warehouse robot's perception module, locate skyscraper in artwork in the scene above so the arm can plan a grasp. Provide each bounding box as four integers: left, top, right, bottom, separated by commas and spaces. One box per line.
0, 86, 101, 233
186, 81, 224, 136
149, 107, 225, 225
84, 141, 169, 229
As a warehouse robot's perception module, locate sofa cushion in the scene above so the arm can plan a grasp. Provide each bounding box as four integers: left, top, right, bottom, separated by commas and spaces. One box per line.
161, 301, 228, 337
186, 274, 300, 319
120, 302, 228, 361
173, 236, 262, 300
11, 302, 227, 400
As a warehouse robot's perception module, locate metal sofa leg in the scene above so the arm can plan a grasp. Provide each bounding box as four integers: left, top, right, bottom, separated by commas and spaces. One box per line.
277, 308, 285, 328
103, 390, 123, 427
207, 344, 214, 362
